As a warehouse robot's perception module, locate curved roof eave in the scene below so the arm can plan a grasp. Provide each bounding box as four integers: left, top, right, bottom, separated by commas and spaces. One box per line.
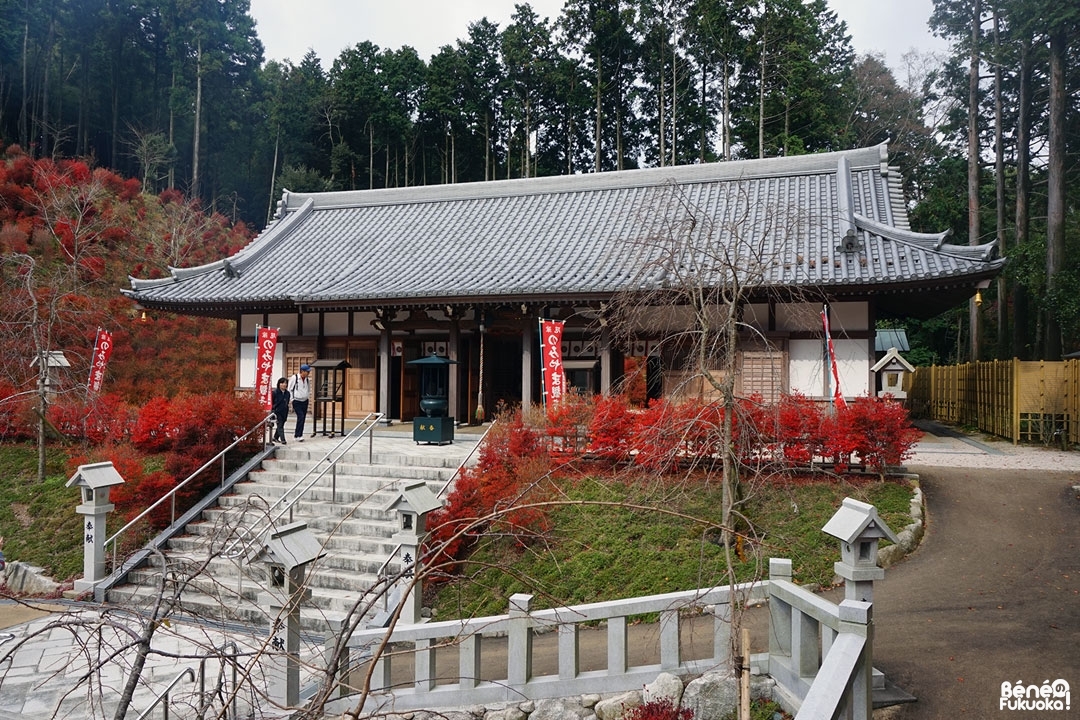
854, 213, 999, 261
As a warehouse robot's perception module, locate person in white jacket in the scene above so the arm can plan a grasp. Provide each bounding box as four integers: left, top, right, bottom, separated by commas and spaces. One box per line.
288, 364, 311, 441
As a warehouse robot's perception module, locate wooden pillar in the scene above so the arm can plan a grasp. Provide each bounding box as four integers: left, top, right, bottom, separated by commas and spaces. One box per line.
448, 312, 460, 421
600, 326, 613, 395
522, 319, 534, 412
378, 315, 392, 424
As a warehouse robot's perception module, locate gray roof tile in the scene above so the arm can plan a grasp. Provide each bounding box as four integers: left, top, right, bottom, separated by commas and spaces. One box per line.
126, 145, 1004, 314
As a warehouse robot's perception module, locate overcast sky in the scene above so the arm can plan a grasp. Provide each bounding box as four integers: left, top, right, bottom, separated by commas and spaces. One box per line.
248, 0, 951, 75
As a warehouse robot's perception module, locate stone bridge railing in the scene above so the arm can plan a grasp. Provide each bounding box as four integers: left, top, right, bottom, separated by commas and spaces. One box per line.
326, 564, 878, 719
324, 498, 894, 720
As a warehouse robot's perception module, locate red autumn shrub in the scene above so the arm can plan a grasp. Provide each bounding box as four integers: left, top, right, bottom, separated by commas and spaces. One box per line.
840, 396, 921, 473
631, 400, 684, 472
546, 390, 592, 456
47, 392, 133, 444
777, 393, 827, 465
624, 698, 694, 720
587, 393, 636, 464
132, 396, 173, 452
633, 399, 724, 472
0, 381, 35, 441
425, 409, 551, 576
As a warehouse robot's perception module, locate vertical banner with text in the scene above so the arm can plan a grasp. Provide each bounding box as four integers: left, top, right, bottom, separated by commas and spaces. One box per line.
821, 306, 846, 410
255, 326, 279, 410
540, 319, 565, 409
87, 328, 113, 394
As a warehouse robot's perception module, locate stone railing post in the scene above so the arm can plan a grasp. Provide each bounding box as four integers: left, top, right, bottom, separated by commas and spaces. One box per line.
768, 558, 793, 662
508, 593, 533, 687
838, 599, 873, 720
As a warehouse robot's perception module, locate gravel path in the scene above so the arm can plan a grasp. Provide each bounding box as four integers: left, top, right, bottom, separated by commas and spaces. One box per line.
907, 419, 1080, 472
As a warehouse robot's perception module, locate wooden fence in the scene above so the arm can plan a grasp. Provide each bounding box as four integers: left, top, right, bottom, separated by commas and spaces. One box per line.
907, 359, 1080, 446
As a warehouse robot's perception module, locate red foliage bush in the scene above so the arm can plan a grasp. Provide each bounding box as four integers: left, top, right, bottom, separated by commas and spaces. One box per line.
132, 396, 173, 452
624, 698, 694, 720
838, 396, 921, 472
425, 409, 552, 576
545, 391, 592, 456
587, 393, 636, 464
427, 392, 919, 577
47, 392, 133, 444
0, 381, 35, 441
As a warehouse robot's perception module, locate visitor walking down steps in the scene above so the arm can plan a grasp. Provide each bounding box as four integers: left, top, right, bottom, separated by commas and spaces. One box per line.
288, 364, 311, 441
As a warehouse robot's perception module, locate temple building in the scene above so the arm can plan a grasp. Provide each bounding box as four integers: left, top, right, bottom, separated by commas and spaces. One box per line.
124, 145, 1003, 422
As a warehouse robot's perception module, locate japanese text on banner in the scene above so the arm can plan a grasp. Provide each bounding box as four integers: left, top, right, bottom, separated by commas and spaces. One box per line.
540, 319, 565, 408
87, 328, 113, 394
255, 327, 279, 410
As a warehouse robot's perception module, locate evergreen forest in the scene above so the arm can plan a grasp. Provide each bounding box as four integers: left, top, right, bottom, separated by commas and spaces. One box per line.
1, 0, 1079, 361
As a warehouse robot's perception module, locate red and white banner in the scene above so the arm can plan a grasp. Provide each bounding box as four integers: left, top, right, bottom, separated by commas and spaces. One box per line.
821, 307, 846, 410
255, 326, 279, 410
87, 328, 113, 394
540, 319, 566, 408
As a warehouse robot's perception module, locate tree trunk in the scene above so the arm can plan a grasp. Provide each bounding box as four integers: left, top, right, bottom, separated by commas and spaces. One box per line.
1045, 28, 1066, 360
1013, 42, 1030, 359
758, 28, 767, 159
993, 9, 1007, 359
168, 69, 176, 189
595, 49, 602, 172
192, 40, 203, 199
19, 3, 29, 149
967, 0, 981, 361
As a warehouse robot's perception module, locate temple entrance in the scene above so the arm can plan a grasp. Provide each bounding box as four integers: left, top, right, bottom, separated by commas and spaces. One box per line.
346, 341, 378, 417
485, 335, 524, 410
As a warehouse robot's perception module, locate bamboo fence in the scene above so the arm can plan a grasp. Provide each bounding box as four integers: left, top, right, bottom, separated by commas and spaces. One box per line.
907, 359, 1080, 446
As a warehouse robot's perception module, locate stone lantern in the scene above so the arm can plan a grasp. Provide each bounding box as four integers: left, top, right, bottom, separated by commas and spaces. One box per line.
30, 350, 70, 401
66, 462, 125, 593
385, 481, 443, 625
822, 497, 899, 604
251, 521, 325, 706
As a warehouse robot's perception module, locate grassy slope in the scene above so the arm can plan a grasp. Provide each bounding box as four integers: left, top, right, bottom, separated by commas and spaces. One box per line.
0, 444, 83, 581
429, 473, 914, 619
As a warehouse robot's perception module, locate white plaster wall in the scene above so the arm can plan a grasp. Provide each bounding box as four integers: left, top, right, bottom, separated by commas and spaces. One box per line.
238, 341, 284, 391
788, 337, 869, 398
324, 312, 349, 336
269, 313, 298, 336
240, 314, 260, 336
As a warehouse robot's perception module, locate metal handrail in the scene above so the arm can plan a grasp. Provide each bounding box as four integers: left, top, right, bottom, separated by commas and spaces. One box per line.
372, 421, 494, 608
106, 413, 276, 570
136, 667, 195, 720
198, 640, 239, 720
437, 418, 496, 498
222, 412, 384, 560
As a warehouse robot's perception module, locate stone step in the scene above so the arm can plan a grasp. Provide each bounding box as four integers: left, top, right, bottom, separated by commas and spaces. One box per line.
104, 434, 471, 630
213, 494, 401, 523
127, 553, 390, 595
220, 480, 401, 507
177, 524, 399, 555
272, 447, 468, 470
159, 535, 399, 574
259, 460, 458, 482
104, 580, 359, 634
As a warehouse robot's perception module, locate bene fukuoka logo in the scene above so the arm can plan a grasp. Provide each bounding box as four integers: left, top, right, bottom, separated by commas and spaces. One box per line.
1000, 679, 1071, 712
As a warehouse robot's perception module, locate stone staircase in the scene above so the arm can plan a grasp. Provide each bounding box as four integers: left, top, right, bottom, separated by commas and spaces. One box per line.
103, 434, 478, 633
